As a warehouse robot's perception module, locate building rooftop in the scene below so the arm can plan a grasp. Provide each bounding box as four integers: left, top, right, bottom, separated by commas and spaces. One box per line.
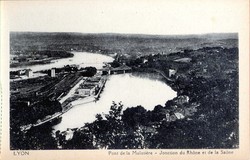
112, 64, 132, 71
80, 84, 96, 89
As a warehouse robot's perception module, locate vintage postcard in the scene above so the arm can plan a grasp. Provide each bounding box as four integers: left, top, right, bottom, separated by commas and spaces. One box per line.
0, 0, 249, 160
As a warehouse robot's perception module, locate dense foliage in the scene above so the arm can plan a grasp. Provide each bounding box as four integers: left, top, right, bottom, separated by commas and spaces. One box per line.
10, 99, 62, 150
36, 50, 74, 58
10, 123, 58, 150
80, 67, 97, 77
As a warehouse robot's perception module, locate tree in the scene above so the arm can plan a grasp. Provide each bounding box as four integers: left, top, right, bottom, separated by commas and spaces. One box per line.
122, 106, 148, 129
80, 67, 97, 77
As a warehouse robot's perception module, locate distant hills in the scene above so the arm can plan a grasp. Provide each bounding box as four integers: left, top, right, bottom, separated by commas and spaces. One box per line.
10, 32, 238, 56
10, 32, 238, 39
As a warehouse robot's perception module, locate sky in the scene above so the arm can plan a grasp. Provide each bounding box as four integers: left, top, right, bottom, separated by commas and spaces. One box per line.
1, 0, 248, 35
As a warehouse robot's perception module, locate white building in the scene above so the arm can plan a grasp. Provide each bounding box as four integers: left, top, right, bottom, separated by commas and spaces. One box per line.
174, 112, 185, 119
85, 77, 104, 88
49, 68, 56, 77
166, 113, 170, 122
169, 69, 177, 77
25, 69, 33, 77
76, 85, 96, 96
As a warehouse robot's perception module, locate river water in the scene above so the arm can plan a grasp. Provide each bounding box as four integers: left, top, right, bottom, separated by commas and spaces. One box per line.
10, 52, 114, 72
11, 52, 177, 132
53, 72, 177, 131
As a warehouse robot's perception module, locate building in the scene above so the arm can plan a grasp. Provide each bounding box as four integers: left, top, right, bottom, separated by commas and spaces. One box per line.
100, 66, 113, 75
169, 69, 177, 77
76, 84, 96, 96
165, 112, 170, 122
184, 103, 199, 116
85, 77, 104, 88
17, 70, 26, 76
49, 68, 56, 77
10, 60, 19, 64
143, 58, 148, 64
174, 57, 192, 63
25, 69, 33, 77
111, 64, 132, 74
174, 112, 185, 119
175, 95, 189, 105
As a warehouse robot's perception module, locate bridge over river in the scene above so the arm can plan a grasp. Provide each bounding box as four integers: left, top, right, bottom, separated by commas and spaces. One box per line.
99, 64, 132, 74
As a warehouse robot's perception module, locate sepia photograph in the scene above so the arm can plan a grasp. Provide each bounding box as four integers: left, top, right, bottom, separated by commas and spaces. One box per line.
1, 0, 249, 159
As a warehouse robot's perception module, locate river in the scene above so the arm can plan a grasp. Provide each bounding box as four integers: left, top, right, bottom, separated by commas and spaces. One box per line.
10, 52, 114, 72
53, 72, 177, 131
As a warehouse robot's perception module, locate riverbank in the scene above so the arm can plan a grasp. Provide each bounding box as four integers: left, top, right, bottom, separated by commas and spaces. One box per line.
10, 50, 74, 68
10, 58, 53, 67
10, 51, 114, 72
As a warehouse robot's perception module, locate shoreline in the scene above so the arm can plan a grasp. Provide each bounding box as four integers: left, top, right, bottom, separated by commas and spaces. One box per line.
10, 51, 114, 72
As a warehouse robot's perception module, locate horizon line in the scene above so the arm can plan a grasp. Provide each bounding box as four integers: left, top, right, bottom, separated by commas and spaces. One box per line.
10, 31, 238, 37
